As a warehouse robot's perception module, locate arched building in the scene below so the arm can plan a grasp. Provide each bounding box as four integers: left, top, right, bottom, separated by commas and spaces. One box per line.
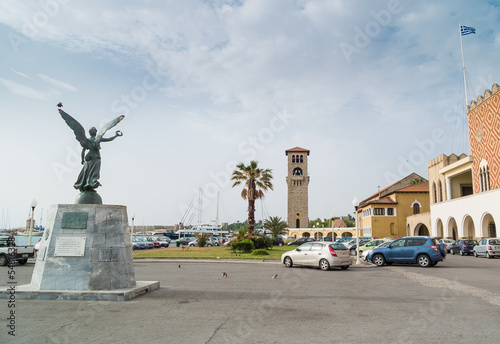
429, 83, 500, 239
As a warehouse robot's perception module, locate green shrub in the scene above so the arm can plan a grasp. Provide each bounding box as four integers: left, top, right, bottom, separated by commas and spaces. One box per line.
231, 239, 254, 253
253, 236, 274, 249
251, 249, 269, 256
195, 233, 211, 247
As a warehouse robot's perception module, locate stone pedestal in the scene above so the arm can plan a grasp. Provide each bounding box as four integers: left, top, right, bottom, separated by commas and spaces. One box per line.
0, 204, 159, 301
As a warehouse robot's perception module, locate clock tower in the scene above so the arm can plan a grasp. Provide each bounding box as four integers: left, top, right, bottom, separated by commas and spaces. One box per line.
285, 147, 310, 228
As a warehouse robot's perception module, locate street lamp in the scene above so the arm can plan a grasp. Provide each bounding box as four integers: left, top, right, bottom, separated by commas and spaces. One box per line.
352, 197, 361, 264
29, 198, 37, 245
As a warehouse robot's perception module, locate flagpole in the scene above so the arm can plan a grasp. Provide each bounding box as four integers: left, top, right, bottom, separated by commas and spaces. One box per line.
459, 22, 469, 109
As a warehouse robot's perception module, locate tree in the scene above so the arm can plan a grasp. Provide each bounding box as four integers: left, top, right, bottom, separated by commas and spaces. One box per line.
263, 216, 287, 238
410, 177, 425, 185
231, 161, 273, 235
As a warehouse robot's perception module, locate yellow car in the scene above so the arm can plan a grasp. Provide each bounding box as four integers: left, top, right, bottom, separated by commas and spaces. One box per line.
358, 239, 392, 253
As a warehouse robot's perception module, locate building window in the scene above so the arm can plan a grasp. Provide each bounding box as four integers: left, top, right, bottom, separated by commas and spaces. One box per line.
374, 208, 385, 216
300, 155, 303, 163
293, 167, 303, 176
479, 160, 491, 192
432, 182, 437, 203
292, 155, 296, 163
387, 208, 394, 216
438, 180, 443, 202
413, 203, 420, 214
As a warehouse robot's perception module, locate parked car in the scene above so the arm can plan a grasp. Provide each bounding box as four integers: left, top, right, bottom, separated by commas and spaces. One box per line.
366, 236, 446, 267
439, 239, 456, 253
449, 239, 477, 256
132, 237, 154, 249
362, 240, 393, 261
318, 237, 333, 242
209, 237, 221, 246
152, 236, 170, 248
334, 238, 353, 244
188, 237, 218, 247
273, 237, 285, 246
287, 237, 315, 246
144, 236, 161, 248
473, 238, 500, 259
0, 237, 35, 265
281, 242, 351, 271
358, 239, 392, 253
176, 236, 196, 246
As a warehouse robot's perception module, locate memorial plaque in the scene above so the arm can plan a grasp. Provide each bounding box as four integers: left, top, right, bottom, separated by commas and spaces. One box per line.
61, 212, 88, 229
54, 237, 86, 257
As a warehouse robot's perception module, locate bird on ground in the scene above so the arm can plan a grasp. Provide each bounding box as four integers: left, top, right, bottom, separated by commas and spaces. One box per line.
222, 272, 228, 278
272, 274, 278, 279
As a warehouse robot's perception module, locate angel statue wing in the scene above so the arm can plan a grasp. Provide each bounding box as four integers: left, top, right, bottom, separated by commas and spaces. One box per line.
96, 115, 125, 141
59, 109, 90, 148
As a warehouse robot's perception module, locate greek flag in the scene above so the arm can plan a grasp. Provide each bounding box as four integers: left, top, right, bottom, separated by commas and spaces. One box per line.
461, 25, 476, 36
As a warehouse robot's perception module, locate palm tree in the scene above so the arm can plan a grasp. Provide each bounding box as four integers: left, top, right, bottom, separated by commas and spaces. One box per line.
231, 161, 273, 235
264, 216, 287, 238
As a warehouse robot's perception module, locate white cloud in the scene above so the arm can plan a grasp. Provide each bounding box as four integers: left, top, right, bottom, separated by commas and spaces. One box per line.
38, 74, 77, 91
0, 77, 50, 100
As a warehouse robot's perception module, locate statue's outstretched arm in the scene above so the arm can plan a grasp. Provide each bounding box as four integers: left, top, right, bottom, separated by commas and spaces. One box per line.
101, 130, 123, 142
59, 109, 89, 148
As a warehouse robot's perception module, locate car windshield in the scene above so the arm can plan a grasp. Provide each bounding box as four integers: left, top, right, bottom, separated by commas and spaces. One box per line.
464, 240, 477, 244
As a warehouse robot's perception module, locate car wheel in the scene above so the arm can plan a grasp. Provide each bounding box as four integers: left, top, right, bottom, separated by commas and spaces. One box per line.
207, 244, 212, 247
450, 249, 455, 255
340, 266, 349, 270
372, 254, 385, 266
18, 259, 27, 265
0, 255, 8, 266
284, 256, 293, 268
279, 243, 283, 247
459, 250, 464, 256
417, 254, 431, 267
474, 251, 478, 257
486, 252, 492, 259
166, 244, 169, 248
350, 249, 356, 256
319, 259, 330, 271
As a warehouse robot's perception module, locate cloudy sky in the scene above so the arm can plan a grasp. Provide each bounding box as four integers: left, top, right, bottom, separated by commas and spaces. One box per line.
1, 0, 499, 229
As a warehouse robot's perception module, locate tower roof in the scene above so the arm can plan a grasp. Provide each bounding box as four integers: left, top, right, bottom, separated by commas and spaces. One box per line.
285, 147, 310, 155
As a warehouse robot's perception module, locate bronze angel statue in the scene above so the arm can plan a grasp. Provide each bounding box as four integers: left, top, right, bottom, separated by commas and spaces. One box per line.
59, 107, 124, 203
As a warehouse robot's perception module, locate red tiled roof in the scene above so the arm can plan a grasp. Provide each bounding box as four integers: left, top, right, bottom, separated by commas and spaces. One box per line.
398, 181, 429, 193
366, 197, 398, 205
285, 147, 310, 155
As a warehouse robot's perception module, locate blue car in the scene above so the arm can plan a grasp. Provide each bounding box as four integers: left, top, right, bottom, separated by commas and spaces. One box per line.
366, 236, 446, 267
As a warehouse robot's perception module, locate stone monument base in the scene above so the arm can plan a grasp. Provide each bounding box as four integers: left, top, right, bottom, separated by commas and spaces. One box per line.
0, 281, 159, 302
0, 204, 159, 301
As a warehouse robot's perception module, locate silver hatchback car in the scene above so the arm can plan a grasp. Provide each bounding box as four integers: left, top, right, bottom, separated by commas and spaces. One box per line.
473, 238, 500, 259
281, 242, 351, 271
